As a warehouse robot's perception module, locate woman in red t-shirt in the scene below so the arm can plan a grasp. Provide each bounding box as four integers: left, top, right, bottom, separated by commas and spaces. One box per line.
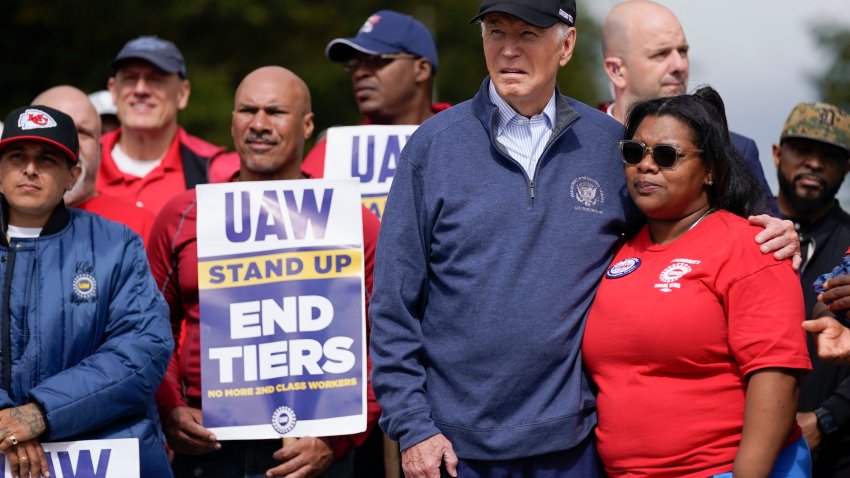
583, 87, 812, 478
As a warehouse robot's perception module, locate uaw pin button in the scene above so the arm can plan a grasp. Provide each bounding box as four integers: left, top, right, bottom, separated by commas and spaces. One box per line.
605, 258, 641, 279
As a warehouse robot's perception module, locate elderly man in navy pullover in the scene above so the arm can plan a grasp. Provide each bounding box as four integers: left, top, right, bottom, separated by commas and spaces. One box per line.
369, 1, 801, 477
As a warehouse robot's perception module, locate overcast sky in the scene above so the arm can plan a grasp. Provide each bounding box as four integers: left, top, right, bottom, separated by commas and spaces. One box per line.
583, 0, 850, 204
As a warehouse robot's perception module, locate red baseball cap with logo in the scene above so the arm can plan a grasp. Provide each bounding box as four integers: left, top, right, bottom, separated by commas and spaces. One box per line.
0, 105, 79, 164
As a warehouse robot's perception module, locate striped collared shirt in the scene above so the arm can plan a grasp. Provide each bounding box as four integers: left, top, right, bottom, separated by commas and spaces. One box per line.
488, 80, 557, 179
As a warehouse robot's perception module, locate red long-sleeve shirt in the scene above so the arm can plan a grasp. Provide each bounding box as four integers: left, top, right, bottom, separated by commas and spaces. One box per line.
147, 185, 381, 459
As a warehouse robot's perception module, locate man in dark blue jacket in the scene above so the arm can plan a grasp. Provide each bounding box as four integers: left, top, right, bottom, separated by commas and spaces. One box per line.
369, 1, 801, 477
0, 105, 173, 477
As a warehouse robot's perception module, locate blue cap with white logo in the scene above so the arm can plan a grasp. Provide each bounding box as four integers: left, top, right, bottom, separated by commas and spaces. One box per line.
325, 10, 439, 73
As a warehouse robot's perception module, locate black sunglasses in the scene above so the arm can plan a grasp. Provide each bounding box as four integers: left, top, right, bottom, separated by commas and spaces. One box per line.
342, 53, 420, 73
619, 140, 703, 169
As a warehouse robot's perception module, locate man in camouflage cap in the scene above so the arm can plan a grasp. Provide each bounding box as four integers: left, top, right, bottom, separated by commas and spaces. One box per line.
773, 101, 850, 476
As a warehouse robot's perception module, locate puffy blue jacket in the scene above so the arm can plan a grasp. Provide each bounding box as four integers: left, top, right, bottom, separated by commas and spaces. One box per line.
0, 198, 173, 477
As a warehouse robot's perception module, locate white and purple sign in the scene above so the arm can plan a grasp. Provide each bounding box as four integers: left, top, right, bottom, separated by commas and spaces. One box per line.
196, 179, 367, 440
0, 439, 139, 478
323, 125, 417, 219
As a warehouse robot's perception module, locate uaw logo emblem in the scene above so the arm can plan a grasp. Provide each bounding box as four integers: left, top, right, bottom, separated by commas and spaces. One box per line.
271, 405, 297, 434
360, 15, 381, 33
655, 258, 700, 292
72, 273, 97, 302
570, 176, 605, 213
18, 109, 57, 130
606, 258, 641, 279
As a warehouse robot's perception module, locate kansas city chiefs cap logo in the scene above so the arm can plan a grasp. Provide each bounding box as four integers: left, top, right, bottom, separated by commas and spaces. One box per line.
17, 109, 58, 131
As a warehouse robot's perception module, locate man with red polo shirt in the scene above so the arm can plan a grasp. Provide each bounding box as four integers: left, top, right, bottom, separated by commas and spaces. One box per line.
97, 35, 238, 216
301, 10, 449, 178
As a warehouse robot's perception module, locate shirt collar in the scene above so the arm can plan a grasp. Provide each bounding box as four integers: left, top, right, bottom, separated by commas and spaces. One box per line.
488, 80, 556, 135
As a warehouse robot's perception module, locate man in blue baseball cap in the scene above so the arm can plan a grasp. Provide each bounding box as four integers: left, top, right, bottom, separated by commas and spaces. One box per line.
98, 35, 236, 218
302, 10, 450, 178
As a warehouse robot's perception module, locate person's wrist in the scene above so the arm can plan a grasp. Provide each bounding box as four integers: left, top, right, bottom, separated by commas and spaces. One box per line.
815, 406, 839, 434
25, 402, 48, 437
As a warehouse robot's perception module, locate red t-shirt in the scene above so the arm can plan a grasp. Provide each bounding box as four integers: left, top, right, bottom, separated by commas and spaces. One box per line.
74, 193, 155, 242
147, 187, 382, 459
583, 210, 811, 478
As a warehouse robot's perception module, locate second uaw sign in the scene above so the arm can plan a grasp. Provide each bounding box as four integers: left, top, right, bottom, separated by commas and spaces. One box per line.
323, 124, 417, 219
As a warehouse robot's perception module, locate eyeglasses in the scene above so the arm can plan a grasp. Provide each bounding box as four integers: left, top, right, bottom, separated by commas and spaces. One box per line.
619, 140, 703, 169
342, 53, 420, 73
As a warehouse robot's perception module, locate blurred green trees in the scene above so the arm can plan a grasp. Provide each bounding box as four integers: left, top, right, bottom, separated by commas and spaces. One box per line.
1, 0, 606, 149
812, 24, 850, 111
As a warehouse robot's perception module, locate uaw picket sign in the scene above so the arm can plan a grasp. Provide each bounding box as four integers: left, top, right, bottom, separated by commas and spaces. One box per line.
323, 125, 417, 219
0, 439, 139, 478
196, 179, 367, 440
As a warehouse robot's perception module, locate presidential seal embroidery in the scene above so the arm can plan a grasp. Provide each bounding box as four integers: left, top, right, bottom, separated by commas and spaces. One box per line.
271, 405, 297, 434
569, 176, 605, 213
606, 258, 641, 278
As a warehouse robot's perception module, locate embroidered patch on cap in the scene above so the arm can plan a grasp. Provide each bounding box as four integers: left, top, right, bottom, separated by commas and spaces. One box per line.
360, 15, 380, 33
17, 109, 58, 130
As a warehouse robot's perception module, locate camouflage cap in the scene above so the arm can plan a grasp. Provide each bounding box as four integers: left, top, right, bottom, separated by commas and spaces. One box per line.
781, 102, 850, 154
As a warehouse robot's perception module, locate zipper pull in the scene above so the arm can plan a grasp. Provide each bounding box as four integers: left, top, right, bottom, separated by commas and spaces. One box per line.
529, 180, 536, 199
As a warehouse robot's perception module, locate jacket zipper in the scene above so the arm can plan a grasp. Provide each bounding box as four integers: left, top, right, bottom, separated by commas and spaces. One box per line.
2, 245, 17, 391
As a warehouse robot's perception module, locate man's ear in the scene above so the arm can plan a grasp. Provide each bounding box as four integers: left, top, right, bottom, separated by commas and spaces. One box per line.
557, 27, 577, 67
413, 58, 433, 84
176, 79, 191, 111
68, 163, 83, 190
604, 57, 626, 89
302, 112, 315, 140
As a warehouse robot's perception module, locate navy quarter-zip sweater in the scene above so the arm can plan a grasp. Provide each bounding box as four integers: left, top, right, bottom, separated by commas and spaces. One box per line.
370, 79, 642, 460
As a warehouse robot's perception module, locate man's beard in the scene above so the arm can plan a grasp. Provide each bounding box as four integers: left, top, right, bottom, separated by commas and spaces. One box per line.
777, 170, 844, 215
